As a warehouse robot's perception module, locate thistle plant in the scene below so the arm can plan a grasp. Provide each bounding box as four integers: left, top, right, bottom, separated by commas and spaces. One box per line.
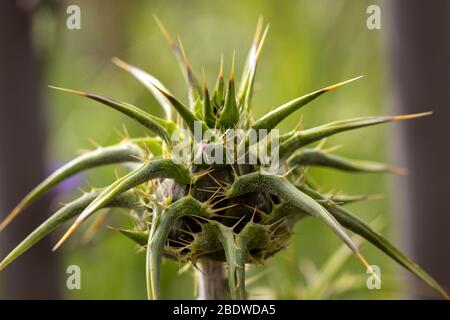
0, 17, 447, 300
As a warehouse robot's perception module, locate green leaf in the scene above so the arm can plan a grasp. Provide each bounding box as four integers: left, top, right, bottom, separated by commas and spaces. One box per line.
202, 83, 215, 128
227, 173, 360, 256
130, 137, 163, 156
288, 149, 404, 174
218, 54, 239, 128
113, 227, 149, 246
193, 96, 203, 120
112, 58, 173, 120
153, 16, 202, 106
321, 193, 382, 205
298, 184, 449, 300
239, 19, 269, 120
280, 112, 432, 159
49, 86, 174, 145
211, 221, 247, 300
145, 80, 210, 136
213, 55, 225, 109
252, 76, 363, 131
238, 16, 264, 99
0, 142, 143, 231
147, 196, 210, 299
52, 159, 192, 251
0, 190, 140, 271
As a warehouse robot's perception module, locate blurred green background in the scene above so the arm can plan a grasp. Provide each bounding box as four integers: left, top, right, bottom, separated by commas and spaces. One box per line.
30, 0, 398, 299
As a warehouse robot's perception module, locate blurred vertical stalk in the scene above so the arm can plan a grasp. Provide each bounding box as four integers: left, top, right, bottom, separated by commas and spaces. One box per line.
0, 1, 59, 299
197, 259, 226, 300
387, 0, 450, 298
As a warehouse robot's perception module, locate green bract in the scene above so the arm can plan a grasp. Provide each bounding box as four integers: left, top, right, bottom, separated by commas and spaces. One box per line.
0, 17, 447, 300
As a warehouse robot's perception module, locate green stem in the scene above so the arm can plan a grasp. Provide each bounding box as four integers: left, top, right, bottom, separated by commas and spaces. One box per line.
197, 259, 226, 300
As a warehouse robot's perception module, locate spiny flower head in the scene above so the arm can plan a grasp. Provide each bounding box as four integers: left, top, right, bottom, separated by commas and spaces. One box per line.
0, 17, 447, 300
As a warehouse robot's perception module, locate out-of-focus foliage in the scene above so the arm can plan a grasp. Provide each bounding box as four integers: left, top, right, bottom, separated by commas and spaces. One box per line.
30, 0, 400, 299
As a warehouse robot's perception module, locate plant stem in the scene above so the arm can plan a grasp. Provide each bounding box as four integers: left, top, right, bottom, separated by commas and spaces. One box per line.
197, 259, 225, 300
